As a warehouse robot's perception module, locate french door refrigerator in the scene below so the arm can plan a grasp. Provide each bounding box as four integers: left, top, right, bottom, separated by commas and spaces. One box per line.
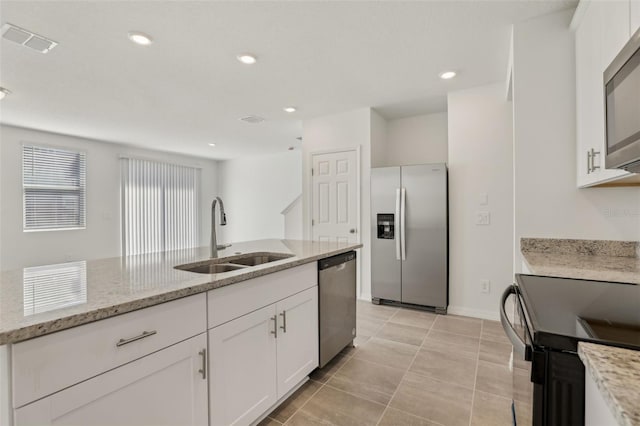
370, 164, 448, 313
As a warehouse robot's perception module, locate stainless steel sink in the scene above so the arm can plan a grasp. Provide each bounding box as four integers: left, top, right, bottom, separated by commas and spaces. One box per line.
175, 263, 247, 274
174, 252, 294, 274
229, 253, 294, 266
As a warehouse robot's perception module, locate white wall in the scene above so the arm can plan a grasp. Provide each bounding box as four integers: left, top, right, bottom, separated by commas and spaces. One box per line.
217, 151, 302, 243
382, 112, 448, 167
512, 9, 640, 272
0, 125, 219, 271
302, 108, 374, 300
370, 109, 388, 168
447, 84, 514, 320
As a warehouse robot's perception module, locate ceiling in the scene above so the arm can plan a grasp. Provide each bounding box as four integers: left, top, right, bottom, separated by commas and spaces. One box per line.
0, 1, 576, 160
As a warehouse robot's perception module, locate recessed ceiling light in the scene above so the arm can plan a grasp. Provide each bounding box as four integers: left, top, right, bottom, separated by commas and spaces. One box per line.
283, 106, 297, 113
0, 87, 11, 100
237, 54, 257, 65
208, 143, 216, 147
128, 31, 153, 46
439, 71, 457, 80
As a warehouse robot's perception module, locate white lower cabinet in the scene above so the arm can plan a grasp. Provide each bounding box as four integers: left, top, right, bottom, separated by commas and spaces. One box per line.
14, 333, 208, 426
208, 304, 278, 426
276, 287, 319, 399
208, 286, 318, 426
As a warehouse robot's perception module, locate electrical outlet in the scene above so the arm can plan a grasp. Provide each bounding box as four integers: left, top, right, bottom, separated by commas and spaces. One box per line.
481, 280, 491, 293
476, 211, 491, 225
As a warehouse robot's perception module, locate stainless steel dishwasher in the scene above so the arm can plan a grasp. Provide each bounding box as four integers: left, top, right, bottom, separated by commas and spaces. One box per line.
318, 251, 357, 368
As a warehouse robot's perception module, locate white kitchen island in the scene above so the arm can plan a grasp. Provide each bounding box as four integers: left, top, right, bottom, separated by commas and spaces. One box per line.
0, 239, 361, 426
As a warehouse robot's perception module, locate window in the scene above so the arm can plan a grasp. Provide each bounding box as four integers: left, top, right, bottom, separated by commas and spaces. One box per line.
121, 158, 200, 256
23, 144, 86, 231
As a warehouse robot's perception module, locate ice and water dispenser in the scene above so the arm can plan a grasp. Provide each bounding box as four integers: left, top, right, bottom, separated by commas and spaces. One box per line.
376, 214, 395, 239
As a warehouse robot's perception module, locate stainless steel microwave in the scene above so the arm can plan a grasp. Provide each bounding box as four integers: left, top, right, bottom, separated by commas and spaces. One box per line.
604, 27, 640, 173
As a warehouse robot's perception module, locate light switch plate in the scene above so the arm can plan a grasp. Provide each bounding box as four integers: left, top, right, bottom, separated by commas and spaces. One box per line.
476, 211, 491, 225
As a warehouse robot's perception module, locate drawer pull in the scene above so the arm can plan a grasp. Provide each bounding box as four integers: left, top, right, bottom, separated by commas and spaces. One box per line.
116, 330, 157, 347
198, 349, 207, 380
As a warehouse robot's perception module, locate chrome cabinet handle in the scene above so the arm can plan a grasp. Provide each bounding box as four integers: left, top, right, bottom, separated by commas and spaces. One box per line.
270, 315, 278, 338
280, 310, 287, 333
198, 349, 207, 380
590, 148, 601, 172
116, 330, 157, 347
587, 148, 601, 174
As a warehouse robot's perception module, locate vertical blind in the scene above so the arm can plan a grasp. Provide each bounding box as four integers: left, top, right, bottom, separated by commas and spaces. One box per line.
121, 158, 200, 256
23, 144, 86, 230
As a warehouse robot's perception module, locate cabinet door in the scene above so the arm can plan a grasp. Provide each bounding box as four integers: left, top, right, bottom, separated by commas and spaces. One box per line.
576, 1, 630, 187
632, 0, 640, 35
209, 304, 277, 426
601, 0, 630, 70
276, 287, 319, 399
14, 333, 208, 426
576, 1, 600, 186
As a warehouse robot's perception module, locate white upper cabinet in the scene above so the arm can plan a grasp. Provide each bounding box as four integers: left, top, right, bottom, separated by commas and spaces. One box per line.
601, 0, 630, 69
632, 0, 640, 35
575, 0, 631, 187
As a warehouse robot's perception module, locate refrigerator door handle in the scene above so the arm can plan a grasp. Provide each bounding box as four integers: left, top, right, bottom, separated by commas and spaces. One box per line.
400, 187, 406, 261
395, 188, 401, 260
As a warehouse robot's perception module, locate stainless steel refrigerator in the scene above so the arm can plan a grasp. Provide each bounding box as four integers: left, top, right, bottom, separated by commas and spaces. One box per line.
370, 164, 448, 313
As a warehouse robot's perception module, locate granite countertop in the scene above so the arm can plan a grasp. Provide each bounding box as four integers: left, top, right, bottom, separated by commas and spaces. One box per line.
521, 238, 640, 284
0, 239, 362, 345
578, 342, 640, 426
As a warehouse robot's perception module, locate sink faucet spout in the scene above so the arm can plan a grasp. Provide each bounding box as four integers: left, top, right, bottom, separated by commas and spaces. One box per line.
211, 197, 229, 258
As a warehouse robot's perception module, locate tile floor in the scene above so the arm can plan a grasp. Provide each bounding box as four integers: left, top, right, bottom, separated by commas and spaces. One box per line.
259, 301, 532, 426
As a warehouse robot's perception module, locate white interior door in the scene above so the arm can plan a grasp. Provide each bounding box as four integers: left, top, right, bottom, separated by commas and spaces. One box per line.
311, 149, 359, 243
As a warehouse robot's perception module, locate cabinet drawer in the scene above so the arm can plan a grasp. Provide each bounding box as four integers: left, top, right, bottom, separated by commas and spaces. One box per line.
12, 293, 206, 408
208, 263, 317, 329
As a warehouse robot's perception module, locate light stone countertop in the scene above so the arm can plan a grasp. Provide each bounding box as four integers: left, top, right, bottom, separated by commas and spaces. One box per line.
521, 238, 640, 284
579, 342, 640, 426
0, 239, 362, 345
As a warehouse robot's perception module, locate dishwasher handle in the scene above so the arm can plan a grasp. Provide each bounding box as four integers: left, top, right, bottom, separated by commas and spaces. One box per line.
318, 251, 356, 271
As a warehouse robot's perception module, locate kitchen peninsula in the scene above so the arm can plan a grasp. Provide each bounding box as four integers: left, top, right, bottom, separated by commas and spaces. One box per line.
0, 239, 361, 426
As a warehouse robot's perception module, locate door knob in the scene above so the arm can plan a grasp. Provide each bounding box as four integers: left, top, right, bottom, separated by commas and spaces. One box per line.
349, 229, 356, 234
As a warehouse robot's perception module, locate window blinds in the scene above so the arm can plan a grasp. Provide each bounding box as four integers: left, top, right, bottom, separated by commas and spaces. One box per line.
23, 261, 87, 316
23, 144, 87, 230
121, 158, 200, 256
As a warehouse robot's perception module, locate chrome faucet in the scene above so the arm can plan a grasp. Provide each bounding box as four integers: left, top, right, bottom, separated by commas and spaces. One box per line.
210, 197, 229, 258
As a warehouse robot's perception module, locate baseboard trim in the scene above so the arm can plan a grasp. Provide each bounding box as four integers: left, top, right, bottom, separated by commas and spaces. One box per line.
447, 305, 500, 321
358, 293, 372, 302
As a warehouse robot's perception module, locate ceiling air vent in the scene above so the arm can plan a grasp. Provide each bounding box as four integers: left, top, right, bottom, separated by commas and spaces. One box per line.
239, 115, 265, 124
2, 23, 58, 53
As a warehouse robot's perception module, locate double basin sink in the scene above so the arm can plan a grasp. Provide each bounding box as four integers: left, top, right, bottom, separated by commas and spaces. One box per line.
175, 252, 295, 274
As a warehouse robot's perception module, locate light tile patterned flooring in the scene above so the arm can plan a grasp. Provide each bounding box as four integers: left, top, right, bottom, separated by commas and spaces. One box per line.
259, 301, 532, 426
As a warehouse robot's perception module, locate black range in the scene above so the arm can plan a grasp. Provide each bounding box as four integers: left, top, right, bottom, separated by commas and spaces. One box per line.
500, 274, 640, 426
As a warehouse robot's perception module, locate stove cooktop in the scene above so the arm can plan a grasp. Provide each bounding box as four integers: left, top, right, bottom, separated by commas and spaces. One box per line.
515, 274, 640, 351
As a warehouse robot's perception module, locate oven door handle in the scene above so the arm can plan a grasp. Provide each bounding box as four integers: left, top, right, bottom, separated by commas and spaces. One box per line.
500, 285, 528, 358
